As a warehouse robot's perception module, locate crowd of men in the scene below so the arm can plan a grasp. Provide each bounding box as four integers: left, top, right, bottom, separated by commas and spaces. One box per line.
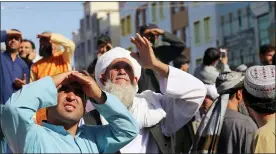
0, 23, 275, 154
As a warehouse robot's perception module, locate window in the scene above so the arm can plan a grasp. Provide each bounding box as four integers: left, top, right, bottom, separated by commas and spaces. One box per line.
87, 40, 91, 53
126, 15, 132, 34
182, 27, 186, 42
152, 3, 157, 23
196, 58, 202, 67
180, 1, 185, 10
258, 14, 270, 45
229, 12, 233, 34
159, 2, 165, 19
86, 15, 90, 29
247, 6, 251, 28
238, 9, 242, 30
121, 18, 125, 36
204, 17, 211, 42
194, 21, 200, 45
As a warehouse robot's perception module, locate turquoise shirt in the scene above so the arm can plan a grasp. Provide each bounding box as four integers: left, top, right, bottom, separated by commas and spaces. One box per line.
1, 77, 139, 153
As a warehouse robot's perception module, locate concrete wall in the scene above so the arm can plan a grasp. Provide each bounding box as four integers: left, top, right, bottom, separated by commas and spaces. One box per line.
119, 2, 172, 51
188, 2, 218, 74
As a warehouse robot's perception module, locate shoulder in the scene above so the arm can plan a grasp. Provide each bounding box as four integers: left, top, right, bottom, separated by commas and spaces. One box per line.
224, 109, 257, 131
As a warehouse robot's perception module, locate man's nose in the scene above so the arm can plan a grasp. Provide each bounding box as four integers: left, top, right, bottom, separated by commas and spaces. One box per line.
118, 68, 127, 75
66, 92, 76, 102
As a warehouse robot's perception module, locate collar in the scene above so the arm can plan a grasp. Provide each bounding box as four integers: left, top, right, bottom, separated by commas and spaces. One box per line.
42, 121, 84, 137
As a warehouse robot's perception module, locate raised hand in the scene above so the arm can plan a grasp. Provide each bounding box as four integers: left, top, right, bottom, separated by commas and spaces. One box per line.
69, 71, 106, 104
37, 33, 52, 40
143, 28, 164, 36
130, 33, 158, 69
51, 71, 76, 89
6, 30, 22, 37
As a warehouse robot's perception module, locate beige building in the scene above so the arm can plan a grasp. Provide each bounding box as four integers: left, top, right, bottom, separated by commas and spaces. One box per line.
73, 2, 120, 70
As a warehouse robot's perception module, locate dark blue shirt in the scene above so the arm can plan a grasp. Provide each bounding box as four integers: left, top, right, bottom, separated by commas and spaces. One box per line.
0, 30, 30, 104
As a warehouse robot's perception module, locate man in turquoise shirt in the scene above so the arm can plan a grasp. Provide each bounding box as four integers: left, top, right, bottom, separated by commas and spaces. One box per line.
1, 71, 139, 153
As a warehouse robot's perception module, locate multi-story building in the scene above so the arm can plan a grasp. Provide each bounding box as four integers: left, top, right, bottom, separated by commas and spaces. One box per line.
73, 2, 120, 70
216, 2, 257, 68
187, 2, 218, 73
119, 2, 190, 65
119, 2, 172, 51
217, 2, 275, 68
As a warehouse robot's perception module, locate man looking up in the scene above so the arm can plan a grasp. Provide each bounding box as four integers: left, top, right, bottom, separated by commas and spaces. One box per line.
31, 32, 75, 125
1, 71, 139, 153
19, 39, 37, 68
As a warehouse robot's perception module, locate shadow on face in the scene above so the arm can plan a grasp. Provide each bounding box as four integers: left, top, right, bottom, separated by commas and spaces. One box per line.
7, 36, 21, 52
103, 58, 137, 86
47, 82, 86, 125
260, 51, 275, 65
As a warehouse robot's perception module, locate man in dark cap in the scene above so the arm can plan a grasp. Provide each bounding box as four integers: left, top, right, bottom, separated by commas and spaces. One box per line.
138, 23, 186, 93
243, 65, 275, 153
96, 35, 113, 58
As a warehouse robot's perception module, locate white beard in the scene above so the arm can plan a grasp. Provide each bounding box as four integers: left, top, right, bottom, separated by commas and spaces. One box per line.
103, 80, 136, 109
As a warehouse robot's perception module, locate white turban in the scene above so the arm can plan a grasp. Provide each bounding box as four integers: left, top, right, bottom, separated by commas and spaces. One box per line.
205, 84, 219, 100
95, 47, 142, 89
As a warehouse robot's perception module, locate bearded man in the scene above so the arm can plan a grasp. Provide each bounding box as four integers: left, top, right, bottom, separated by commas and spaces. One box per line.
82, 33, 207, 153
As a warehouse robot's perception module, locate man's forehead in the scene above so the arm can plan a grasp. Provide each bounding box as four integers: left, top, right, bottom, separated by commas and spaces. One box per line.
109, 58, 133, 67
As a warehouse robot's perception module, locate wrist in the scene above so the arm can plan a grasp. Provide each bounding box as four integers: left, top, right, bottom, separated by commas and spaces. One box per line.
89, 87, 106, 104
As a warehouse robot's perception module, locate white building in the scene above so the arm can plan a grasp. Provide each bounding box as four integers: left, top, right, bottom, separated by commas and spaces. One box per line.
73, 2, 120, 70
119, 2, 172, 52
187, 2, 219, 73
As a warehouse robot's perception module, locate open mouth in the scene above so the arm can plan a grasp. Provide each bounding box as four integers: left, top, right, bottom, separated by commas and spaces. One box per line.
64, 103, 76, 112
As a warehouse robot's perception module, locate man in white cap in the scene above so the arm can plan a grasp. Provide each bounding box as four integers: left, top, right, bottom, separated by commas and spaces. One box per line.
243, 65, 275, 153
88, 33, 206, 153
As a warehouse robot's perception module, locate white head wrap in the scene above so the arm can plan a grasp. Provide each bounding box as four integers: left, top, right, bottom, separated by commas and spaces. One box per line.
205, 84, 219, 100
95, 47, 141, 89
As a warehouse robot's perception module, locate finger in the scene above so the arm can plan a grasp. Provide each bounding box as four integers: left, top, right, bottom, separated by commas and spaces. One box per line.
23, 74, 27, 81
143, 37, 151, 48
130, 37, 141, 49
136, 33, 146, 46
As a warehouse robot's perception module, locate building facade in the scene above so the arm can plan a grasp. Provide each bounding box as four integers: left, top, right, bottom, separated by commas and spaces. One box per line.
119, 2, 190, 67
119, 2, 173, 51
73, 2, 120, 70
187, 2, 218, 73
216, 2, 275, 68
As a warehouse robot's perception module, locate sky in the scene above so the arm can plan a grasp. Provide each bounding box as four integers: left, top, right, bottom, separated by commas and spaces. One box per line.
1, 2, 83, 61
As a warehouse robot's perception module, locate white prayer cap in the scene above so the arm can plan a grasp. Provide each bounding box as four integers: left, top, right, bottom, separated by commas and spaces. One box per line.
244, 65, 275, 99
95, 47, 141, 88
205, 84, 219, 100
235, 64, 248, 72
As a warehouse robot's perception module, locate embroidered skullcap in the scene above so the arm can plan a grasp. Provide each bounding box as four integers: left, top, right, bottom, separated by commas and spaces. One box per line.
244, 65, 275, 99
216, 71, 245, 94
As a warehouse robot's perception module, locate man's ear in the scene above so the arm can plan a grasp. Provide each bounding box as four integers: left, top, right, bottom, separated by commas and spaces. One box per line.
100, 73, 107, 85
134, 77, 138, 84
236, 89, 243, 101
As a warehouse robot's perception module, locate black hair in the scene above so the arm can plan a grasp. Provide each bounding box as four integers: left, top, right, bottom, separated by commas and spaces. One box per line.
173, 55, 190, 69
203, 47, 220, 65
87, 58, 98, 78
242, 87, 276, 114
139, 23, 159, 35
22, 39, 36, 49
273, 54, 275, 65
10, 29, 21, 33
259, 44, 275, 55
97, 35, 111, 46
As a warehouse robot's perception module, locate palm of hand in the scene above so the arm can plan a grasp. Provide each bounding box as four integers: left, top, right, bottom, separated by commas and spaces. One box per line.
130, 33, 157, 69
